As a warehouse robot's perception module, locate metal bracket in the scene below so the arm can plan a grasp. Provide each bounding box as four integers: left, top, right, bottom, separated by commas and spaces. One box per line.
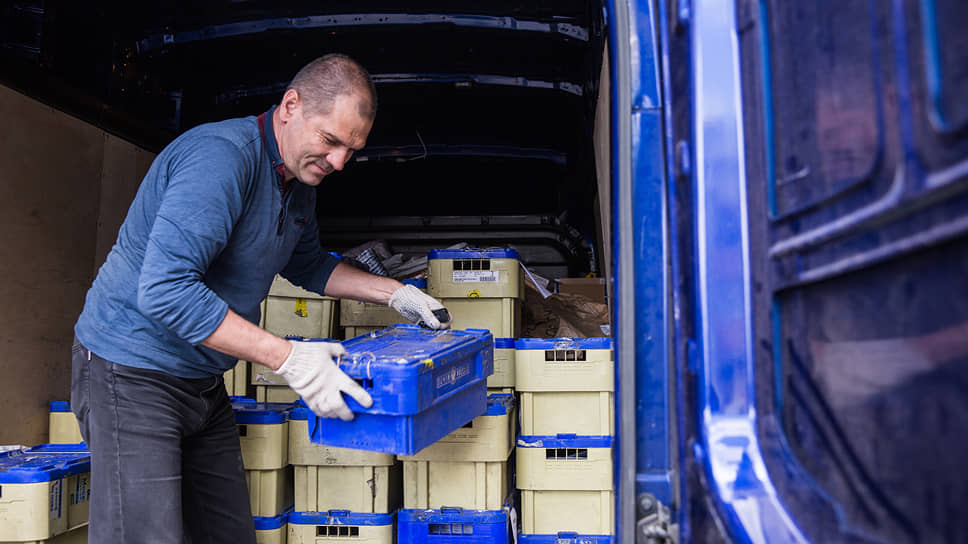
636, 493, 674, 544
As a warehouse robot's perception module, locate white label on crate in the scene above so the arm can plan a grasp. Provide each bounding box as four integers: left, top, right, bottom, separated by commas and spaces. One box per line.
49, 479, 62, 520
74, 475, 89, 504
452, 270, 500, 283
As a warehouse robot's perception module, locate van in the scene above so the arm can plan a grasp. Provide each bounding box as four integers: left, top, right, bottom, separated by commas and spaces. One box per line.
1, 1, 965, 542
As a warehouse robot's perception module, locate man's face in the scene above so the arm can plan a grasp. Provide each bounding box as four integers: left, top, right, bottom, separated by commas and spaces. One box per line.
277, 90, 373, 186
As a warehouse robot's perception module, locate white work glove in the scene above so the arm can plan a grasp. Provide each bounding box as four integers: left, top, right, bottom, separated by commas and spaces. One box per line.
275, 341, 372, 420
388, 284, 452, 330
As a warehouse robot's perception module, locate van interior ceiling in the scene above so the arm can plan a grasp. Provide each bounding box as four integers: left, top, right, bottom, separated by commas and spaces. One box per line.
0, 1, 609, 281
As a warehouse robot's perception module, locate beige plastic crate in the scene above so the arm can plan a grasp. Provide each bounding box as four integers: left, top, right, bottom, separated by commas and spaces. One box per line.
520, 489, 614, 535
439, 298, 521, 337
65, 473, 89, 531
245, 466, 293, 517
48, 412, 82, 445
255, 385, 299, 404
288, 417, 394, 467
488, 344, 516, 388
238, 420, 288, 470
428, 256, 523, 299
399, 395, 515, 462
255, 524, 285, 544
293, 464, 400, 513
516, 445, 612, 490
287, 519, 393, 544
223, 360, 251, 397
339, 299, 402, 328
402, 456, 511, 510
250, 362, 287, 386
0, 480, 69, 541
263, 275, 337, 339
515, 346, 614, 392
519, 391, 614, 436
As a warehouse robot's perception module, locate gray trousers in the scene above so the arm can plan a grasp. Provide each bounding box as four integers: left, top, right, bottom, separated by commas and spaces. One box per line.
71, 337, 256, 543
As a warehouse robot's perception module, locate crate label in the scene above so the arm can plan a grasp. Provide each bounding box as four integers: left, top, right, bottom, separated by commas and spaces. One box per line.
73, 475, 89, 504
294, 298, 308, 317
49, 479, 62, 520
434, 361, 473, 394
452, 270, 500, 283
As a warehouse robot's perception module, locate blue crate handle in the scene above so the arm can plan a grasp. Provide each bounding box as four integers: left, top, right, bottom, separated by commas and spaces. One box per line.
328, 509, 350, 517
440, 506, 463, 514
556, 433, 578, 439
557, 532, 580, 542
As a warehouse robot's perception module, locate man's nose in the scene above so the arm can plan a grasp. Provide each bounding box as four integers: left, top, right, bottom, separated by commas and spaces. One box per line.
328, 148, 351, 171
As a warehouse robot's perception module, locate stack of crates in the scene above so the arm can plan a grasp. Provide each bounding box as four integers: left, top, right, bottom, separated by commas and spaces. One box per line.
250, 275, 338, 403
340, 278, 427, 339
48, 402, 83, 444
0, 444, 91, 543
427, 248, 523, 339
288, 405, 399, 541
397, 392, 516, 542
514, 338, 615, 542
233, 399, 294, 529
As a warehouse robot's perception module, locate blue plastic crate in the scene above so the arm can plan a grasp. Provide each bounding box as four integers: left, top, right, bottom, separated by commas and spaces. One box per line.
514, 337, 614, 351
516, 435, 615, 449
289, 510, 394, 538
0, 447, 91, 484
519, 533, 614, 544
48, 400, 71, 412
428, 248, 520, 260
231, 399, 293, 425
398, 506, 512, 543
253, 509, 289, 531
308, 325, 494, 455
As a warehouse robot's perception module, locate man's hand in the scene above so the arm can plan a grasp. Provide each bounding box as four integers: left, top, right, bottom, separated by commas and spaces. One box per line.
275, 341, 372, 420
388, 284, 452, 330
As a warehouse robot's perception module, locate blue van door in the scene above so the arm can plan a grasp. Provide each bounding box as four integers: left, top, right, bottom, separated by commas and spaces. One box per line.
615, 0, 968, 541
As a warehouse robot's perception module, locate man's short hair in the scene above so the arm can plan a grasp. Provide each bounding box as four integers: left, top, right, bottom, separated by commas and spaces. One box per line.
288, 53, 377, 120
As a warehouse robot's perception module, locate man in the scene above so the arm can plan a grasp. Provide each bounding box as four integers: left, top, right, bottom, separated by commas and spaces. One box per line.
71, 54, 448, 542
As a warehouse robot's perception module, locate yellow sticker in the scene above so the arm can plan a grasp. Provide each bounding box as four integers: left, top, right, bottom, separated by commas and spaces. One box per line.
294, 298, 308, 318
467, 289, 481, 298
421, 358, 434, 369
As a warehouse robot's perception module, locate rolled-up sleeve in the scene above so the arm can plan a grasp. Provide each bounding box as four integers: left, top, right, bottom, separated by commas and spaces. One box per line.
137, 137, 250, 344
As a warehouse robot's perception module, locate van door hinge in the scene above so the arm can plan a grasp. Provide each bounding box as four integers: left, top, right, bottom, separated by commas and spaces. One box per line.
636, 493, 674, 544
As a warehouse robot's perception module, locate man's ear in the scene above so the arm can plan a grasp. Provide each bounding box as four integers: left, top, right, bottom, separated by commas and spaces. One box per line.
279, 88, 301, 120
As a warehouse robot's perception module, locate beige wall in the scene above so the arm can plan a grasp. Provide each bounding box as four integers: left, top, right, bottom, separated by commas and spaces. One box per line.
0, 85, 153, 445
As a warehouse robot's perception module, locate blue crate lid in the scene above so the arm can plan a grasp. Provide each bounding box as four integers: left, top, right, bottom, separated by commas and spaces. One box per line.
232, 401, 292, 425
49, 400, 71, 412
403, 277, 428, 289
26, 444, 89, 454
516, 435, 615, 448
288, 510, 394, 526
514, 337, 613, 350
289, 406, 311, 421
0, 448, 91, 483
485, 393, 515, 416
336, 325, 493, 379
398, 506, 509, 523
253, 510, 289, 530
428, 248, 520, 260
494, 338, 516, 349
520, 534, 614, 544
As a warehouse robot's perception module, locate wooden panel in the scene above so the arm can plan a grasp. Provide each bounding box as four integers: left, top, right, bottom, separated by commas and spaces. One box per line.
0, 85, 154, 446
95, 134, 155, 271
0, 85, 102, 445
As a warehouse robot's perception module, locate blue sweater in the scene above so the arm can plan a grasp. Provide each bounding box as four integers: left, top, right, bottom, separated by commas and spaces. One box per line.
75, 106, 340, 378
